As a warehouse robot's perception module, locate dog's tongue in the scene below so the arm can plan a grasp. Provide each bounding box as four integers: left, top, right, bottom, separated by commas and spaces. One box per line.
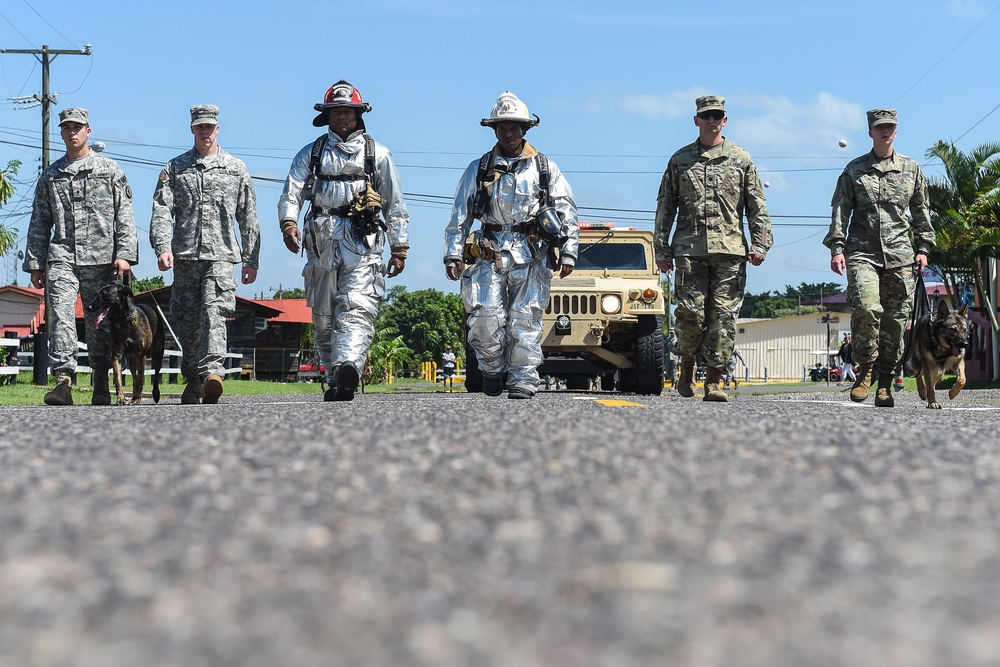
95, 307, 109, 330
952, 344, 962, 357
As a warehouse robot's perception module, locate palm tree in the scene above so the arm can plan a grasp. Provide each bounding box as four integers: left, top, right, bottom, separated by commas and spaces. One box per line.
925, 140, 1000, 332
365, 326, 414, 384
0, 160, 22, 256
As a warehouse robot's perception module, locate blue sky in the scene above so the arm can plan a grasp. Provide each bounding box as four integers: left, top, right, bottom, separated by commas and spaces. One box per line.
1, 0, 997, 300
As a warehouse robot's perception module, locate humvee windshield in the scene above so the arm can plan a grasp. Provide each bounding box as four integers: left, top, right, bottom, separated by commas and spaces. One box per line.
575, 243, 648, 271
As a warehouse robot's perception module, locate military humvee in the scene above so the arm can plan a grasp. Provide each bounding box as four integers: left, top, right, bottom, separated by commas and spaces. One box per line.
463, 223, 665, 394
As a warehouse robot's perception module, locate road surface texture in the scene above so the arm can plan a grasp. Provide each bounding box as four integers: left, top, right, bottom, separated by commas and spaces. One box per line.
3, 386, 1000, 667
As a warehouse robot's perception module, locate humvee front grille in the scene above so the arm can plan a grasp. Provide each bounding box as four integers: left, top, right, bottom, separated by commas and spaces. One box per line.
547, 294, 598, 315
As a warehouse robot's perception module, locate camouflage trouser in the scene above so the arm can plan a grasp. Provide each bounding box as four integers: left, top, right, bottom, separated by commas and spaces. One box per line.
46, 261, 116, 375
673, 254, 746, 370
171, 260, 237, 379
846, 260, 915, 373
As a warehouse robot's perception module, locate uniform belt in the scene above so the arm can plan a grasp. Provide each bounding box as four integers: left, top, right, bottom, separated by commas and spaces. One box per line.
483, 222, 528, 233
313, 205, 352, 218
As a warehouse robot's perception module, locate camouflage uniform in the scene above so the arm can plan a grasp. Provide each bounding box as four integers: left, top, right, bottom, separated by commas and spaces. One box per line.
654, 131, 772, 371
150, 138, 260, 380
824, 145, 934, 374
22, 145, 138, 376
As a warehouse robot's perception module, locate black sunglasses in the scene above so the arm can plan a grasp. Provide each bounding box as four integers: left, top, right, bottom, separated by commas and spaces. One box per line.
698, 110, 725, 120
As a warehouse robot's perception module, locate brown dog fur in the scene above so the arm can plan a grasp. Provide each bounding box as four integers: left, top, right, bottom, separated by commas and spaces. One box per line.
87, 279, 165, 405
906, 299, 970, 409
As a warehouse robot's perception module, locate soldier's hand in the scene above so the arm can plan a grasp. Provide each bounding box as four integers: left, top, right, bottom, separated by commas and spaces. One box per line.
283, 227, 301, 254
445, 261, 462, 281
656, 259, 673, 273
386, 256, 405, 278
559, 263, 574, 278
157, 252, 174, 272
914, 253, 928, 272
831, 254, 846, 276
113, 259, 131, 277
242, 267, 258, 285
748, 252, 764, 267
30, 270, 44, 289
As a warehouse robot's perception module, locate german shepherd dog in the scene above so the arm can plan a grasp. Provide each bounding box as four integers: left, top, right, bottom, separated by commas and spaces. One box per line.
904, 299, 970, 409
87, 277, 165, 405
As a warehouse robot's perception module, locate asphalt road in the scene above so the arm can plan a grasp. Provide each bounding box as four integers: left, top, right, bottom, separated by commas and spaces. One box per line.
3, 385, 1000, 667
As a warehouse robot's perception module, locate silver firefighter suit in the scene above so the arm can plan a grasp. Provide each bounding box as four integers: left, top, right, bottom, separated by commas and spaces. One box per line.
278, 129, 409, 383
444, 144, 579, 395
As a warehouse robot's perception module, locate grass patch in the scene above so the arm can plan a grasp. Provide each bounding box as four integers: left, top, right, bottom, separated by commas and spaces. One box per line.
0, 373, 451, 406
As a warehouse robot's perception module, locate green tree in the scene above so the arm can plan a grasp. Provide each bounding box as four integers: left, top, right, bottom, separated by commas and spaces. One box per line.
273, 286, 306, 299
376, 286, 464, 364
0, 159, 22, 256
925, 140, 1000, 332
132, 275, 165, 293
364, 326, 414, 384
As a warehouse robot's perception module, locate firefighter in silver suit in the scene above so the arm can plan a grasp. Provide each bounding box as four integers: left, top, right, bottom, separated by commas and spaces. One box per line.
444, 92, 579, 399
278, 80, 409, 401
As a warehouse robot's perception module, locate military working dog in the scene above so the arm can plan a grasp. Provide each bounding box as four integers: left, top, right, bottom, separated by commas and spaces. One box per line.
87, 278, 165, 405
904, 299, 970, 409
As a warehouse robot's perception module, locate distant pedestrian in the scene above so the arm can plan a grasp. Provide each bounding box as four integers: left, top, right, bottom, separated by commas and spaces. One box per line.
837, 333, 856, 385
441, 345, 457, 391
23, 107, 138, 406
723, 347, 745, 389
151, 104, 260, 405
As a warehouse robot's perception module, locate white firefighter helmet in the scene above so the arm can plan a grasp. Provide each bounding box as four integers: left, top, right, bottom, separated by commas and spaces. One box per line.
313, 79, 372, 127
481, 91, 540, 128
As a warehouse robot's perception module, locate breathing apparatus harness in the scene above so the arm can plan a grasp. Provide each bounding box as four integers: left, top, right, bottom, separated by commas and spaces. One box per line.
463, 147, 563, 267
302, 133, 386, 248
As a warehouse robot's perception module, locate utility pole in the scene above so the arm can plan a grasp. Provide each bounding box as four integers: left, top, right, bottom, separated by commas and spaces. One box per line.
0, 44, 92, 385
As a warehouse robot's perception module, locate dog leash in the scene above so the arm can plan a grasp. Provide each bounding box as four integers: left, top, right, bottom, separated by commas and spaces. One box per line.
901, 268, 931, 377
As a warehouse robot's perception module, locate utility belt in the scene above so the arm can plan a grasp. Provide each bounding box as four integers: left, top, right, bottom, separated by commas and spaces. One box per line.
312, 205, 353, 218
482, 222, 529, 234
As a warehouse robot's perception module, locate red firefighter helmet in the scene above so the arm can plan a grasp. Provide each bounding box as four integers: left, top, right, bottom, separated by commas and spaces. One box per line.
312, 80, 372, 128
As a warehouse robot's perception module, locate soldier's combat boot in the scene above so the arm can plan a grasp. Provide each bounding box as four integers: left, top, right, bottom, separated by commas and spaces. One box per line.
44, 371, 73, 406
874, 371, 894, 408
850, 363, 874, 403
202, 374, 224, 405
677, 356, 696, 398
181, 377, 203, 404
92, 368, 112, 406
703, 366, 729, 402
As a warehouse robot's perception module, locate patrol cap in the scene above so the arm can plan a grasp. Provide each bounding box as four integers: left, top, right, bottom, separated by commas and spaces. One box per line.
867, 108, 897, 128
58, 107, 89, 127
696, 96, 726, 113
190, 104, 220, 126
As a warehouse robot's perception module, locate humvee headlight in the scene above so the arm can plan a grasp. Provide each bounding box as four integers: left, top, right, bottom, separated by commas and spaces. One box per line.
601, 294, 621, 314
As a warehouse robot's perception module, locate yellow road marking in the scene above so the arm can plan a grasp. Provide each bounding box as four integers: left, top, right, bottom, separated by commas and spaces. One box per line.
595, 399, 646, 408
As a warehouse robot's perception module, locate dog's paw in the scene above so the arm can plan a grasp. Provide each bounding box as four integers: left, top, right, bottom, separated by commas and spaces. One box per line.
948, 387, 962, 400
926, 402, 942, 409
917, 389, 927, 401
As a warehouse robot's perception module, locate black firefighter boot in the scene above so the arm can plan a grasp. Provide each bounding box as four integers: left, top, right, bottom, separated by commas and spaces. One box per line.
874, 371, 895, 408
677, 356, 696, 398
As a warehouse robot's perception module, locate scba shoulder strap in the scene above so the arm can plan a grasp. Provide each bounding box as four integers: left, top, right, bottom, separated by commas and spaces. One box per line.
470, 150, 551, 219
303, 134, 377, 201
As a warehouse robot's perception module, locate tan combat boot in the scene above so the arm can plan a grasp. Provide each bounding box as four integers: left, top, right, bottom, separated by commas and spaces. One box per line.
873, 371, 894, 408
44, 371, 73, 406
703, 366, 729, 402
677, 356, 697, 398
202, 374, 224, 405
181, 377, 204, 404
850, 363, 873, 403
92, 368, 112, 406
